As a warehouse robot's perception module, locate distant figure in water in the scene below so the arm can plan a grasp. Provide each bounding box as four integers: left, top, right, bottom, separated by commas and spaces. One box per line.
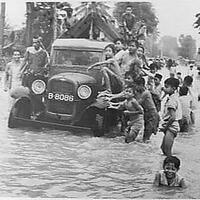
154, 156, 186, 188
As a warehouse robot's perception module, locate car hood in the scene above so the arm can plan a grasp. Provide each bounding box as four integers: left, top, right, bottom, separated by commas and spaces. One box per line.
49, 72, 96, 85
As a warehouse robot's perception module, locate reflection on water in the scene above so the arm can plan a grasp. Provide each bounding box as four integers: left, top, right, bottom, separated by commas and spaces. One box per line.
0, 71, 200, 198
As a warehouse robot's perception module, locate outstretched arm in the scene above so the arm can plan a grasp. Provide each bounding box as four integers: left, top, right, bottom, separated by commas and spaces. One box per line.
109, 91, 125, 100
109, 101, 125, 110
87, 61, 107, 70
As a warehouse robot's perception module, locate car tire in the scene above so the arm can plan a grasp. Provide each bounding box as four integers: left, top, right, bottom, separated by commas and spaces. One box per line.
8, 106, 18, 128
8, 98, 31, 128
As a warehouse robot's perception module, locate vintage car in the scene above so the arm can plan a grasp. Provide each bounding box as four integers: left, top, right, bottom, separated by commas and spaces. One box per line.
8, 39, 122, 136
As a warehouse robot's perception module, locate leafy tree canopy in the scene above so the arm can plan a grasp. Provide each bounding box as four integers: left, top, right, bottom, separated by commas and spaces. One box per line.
178, 34, 196, 59
26, 2, 72, 49
194, 13, 200, 33
74, 2, 112, 21
160, 36, 179, 58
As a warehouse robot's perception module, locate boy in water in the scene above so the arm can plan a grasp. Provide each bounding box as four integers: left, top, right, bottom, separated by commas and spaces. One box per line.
151, 73, 163, 112
154, 156, 186, 188
160, 78, 182, 156
109, 85, 144, 143
134, 77, 159, 142
182, 76, 197, 124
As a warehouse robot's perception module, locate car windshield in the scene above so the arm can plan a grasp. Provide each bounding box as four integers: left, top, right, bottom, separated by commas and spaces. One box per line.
52, 50, 102, 66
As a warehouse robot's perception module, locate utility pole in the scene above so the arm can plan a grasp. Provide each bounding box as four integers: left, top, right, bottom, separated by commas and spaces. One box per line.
0, 2, 5, 57
25, 2, 34, 47
53, 3, 57, 41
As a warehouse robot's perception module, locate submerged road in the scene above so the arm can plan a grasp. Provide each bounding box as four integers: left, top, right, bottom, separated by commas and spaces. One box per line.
0, 66, 200, 198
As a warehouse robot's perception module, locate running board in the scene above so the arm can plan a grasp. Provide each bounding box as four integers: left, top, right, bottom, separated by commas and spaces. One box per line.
14, 117, 92, 133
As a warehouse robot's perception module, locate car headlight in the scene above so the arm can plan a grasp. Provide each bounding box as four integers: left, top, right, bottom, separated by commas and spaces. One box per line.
31, 79, 46, 94
77, 85, 92, 99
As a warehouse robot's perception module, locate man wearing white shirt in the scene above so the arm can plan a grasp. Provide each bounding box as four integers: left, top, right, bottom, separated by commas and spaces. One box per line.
187, 64, 195, 77
183, 76, 197, 124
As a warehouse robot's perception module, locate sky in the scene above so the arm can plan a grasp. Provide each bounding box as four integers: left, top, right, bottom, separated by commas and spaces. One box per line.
3, 0, 200, 45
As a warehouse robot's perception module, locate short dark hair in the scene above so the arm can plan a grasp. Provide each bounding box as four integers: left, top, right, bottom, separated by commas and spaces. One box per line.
129, 59, 141, 71
114, 38, 124, 45
128, 39, 139, 48
183, 75, 193, 86
104, 43, 116, 54
135, 76, 145, 86
179, 86, 189, 96
177, 72, 181, 75
163, 156, 181, 170
124, 70, 134, 78
149, 62, 158, 70
126, 6, 132, 9
155, 73, 162, 81
137, 45, 145, 53
164, 77, 179, 89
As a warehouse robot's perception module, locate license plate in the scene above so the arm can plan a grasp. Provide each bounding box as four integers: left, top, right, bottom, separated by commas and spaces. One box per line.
48, 92, 74, 102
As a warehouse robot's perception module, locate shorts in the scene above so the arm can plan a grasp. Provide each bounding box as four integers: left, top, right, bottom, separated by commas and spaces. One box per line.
162, 120, 180, 137
125, 115, 144, 142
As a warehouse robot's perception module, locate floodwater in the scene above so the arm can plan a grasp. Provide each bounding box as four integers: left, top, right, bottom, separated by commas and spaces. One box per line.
0, 67, 200, 199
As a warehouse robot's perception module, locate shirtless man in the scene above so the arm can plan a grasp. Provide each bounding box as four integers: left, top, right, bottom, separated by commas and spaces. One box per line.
120, 40, 140, 76
20, 37, 49, 76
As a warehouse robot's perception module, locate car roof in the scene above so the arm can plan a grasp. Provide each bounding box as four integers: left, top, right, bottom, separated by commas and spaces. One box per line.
52, 38, 113, 51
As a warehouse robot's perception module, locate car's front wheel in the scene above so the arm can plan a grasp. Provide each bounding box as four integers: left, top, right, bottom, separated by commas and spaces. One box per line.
8, 97, 32, 128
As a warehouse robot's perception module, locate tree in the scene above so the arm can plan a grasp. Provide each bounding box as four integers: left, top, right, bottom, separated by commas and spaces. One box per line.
145, 29, 160, 57
194, 13, 200, 33
0, 2, 5, 56
74, 2, 112, 22
25, 2, 72, 50
159, 36, 179, 58
113, 2, 158, 35
178, 34, 196, 59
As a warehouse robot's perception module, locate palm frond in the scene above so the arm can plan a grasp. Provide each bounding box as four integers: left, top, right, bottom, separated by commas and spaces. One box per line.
98, 2, 110, 10
74, 2, 88, 11
73, 7, 87, 17
98, 8, 113, 20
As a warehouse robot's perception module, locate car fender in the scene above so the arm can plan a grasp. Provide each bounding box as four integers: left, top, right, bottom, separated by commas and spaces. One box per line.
14, 96, 32, 109
10, 86, 30, 99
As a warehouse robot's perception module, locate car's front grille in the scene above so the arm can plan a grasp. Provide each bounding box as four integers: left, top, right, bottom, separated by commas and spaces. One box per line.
50, 80, 74, 94
47, 80, 74, 115
47, 100, 74, 114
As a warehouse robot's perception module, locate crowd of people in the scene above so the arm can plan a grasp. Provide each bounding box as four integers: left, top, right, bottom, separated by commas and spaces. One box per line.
96, 38, 197, 145
92, 36, 198, 188
2, 5, 199, 188
3, 37, 49, 110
